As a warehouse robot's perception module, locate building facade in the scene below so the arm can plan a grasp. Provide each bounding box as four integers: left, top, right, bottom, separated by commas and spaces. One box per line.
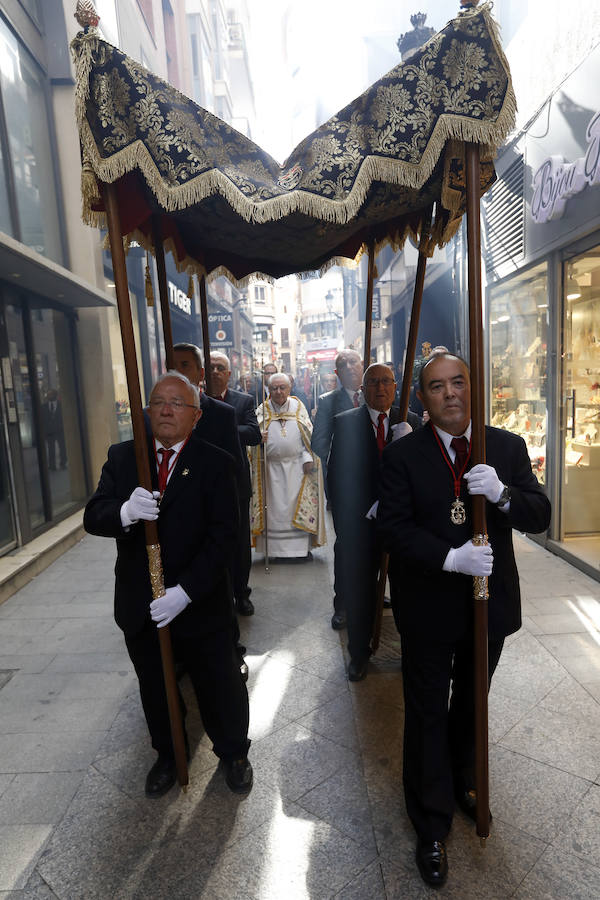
484, 36, 600, 580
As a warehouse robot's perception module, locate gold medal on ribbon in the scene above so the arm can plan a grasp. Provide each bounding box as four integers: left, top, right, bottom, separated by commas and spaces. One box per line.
450, 497, 466, 525
429, 425, 472, 527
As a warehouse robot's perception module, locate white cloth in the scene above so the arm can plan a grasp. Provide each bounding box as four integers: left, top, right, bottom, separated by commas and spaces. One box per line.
391, 421, 413, 441
256, 397, 313, 557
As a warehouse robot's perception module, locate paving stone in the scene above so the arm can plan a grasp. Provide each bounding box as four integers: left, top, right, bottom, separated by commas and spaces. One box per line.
0, 825, 52, 891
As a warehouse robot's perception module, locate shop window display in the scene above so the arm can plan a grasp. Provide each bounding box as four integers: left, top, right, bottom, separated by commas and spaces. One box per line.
562, 250, 600, 537
490, 264, 548, 483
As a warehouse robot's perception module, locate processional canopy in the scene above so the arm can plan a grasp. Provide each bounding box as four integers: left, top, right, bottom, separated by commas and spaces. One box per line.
72, 1, 515, 283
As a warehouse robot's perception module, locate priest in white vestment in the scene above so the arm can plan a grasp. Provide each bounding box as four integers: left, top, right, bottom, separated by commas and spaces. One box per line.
250, 374, 326, 559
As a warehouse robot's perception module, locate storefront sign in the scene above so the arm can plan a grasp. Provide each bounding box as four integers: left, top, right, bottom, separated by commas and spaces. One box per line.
531, 111, 600, 223
168, 280, 191, 316
209, 310, 233, 347
306, 348, 337, 362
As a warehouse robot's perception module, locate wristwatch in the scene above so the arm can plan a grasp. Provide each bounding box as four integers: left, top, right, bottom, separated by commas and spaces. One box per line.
496, 484, 511, 506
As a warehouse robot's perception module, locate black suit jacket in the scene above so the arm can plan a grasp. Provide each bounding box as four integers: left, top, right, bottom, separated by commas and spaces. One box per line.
328, 404, 404, 538
311, 388, 355, 472
378, 423, 551, 642
84, 436, 239, 639
221, 389, 261, 448
221, 388, 261, 500
197, 393, 247, 499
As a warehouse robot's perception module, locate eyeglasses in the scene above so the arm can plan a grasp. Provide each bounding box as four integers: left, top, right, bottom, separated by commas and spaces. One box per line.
364, 378, 395, 387
149, 398, 198, 411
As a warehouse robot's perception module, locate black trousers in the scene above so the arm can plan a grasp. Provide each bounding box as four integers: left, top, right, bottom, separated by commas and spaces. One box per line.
400, 631, 504, 842
233, 496, 252, 604
125, 619, 250, 762
336, 522, 379, 662
332, 535, 345, 615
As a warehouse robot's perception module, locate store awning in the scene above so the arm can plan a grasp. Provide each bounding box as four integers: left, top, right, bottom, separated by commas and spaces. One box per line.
0, 232, 113, 309
71, 2, 515, 284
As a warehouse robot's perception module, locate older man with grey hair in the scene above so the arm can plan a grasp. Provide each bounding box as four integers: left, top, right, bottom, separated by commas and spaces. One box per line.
84, 372, 252, 799
250, 373, 326, 559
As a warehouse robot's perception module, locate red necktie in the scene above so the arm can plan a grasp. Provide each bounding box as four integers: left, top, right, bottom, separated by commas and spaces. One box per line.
376, 412, 386, 457
353, 391, 359, 408
157, 447, 174, 493
450, 436, 469, 475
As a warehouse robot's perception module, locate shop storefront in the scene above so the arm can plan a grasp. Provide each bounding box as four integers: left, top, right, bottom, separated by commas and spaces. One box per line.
0, 6, 110, 555
486, 42, 600, 579
0, 249, 110, 554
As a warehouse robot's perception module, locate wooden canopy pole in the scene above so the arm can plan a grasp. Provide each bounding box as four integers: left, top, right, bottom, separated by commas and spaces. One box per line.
397, 206, 433, 417
363, 241, 376, 369
199, 274, 213, 396
151, 216, 175, 371
465, 141, 490, 844
371, 207, 432, 652
104, 182, 189, 790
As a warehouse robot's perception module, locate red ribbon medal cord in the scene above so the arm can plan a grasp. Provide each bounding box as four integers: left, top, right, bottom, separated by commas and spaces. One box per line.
430, 425, 471, 525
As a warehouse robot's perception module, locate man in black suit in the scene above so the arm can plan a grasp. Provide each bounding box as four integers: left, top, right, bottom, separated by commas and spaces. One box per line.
328, 364, 416, 681
84, 373, 252, 799
311, 349, 363, 630
378, 353, 551, 888
173, 343, 249, 675
209, 351, 261, 616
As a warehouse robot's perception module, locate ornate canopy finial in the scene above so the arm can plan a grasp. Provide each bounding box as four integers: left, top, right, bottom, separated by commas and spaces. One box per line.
75, 0, 100, 29
397, 12, 436, 61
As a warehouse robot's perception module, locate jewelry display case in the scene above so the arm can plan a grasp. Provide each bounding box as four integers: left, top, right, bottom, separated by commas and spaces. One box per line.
490, 264, 548, 484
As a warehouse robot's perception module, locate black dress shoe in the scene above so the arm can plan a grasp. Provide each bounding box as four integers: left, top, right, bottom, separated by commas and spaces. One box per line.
240, 661, 249, 682
348, 658, 368, 681
145, 756, 176, 798
331, 612, 346, 630
456, 787, 492, 824
236, 597, 254, 616
223, 757, 253, 794
383, 596, 392, 609
416, 840, 448, 887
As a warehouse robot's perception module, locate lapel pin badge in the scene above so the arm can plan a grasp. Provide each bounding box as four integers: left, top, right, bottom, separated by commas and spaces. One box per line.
181, 468, 190, 476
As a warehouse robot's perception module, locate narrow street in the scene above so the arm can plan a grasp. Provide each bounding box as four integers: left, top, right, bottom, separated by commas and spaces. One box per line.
1, 518, 599, 898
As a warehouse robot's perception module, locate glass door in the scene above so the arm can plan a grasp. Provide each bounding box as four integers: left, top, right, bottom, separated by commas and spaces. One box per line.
561, 248, 600, 569
0, 360, 17, 551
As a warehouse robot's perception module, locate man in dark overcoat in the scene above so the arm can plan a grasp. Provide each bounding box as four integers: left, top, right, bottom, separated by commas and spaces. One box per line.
378, 353, 550, 887
311, 349, 363, 629
84, 373, 252, 799
209, 350, 261, 616
328, 363, 417, 681
172, 342, 249, 675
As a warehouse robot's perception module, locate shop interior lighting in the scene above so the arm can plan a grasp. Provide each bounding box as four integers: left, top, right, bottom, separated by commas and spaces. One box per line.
537, 303, 549, 308
497, 314, 510, 322
566, 264, 581, 300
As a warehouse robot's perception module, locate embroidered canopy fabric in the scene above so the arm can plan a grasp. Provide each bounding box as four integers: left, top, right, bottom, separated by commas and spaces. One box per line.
72, 2, 515, 283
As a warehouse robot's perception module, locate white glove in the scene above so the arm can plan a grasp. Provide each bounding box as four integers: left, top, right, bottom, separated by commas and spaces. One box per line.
121, 487, 160, 526
391, 422, 413, 441
446, 540, 494, 576
463, 464, 504, 503
150, 585, 191, 628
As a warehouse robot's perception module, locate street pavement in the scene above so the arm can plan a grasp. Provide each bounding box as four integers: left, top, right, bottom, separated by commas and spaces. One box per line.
0, 516, 599, 898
